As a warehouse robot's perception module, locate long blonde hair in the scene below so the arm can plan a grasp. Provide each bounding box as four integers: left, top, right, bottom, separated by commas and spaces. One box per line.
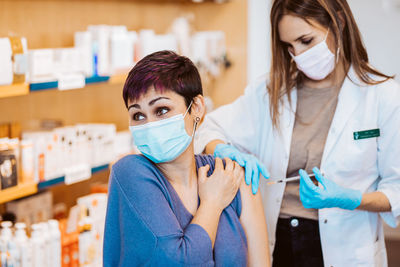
268, 0, 393, 127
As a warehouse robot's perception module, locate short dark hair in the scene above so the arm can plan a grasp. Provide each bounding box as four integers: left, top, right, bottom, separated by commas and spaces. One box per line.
123, 50, 203, 111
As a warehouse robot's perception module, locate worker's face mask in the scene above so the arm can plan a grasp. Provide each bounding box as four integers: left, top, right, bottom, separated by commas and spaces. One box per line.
129, 102, 196, 163
289, 29, 337, 81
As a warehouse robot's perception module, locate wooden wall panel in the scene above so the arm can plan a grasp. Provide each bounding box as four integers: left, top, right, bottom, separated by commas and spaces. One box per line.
0, 0, 247, 206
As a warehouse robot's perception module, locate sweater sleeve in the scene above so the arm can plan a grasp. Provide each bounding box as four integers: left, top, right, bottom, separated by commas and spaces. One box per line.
103, 155, 214, 266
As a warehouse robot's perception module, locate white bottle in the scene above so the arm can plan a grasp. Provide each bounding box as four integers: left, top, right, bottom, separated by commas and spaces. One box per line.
14, 223, 31, 267
47, 220, 61, 267
0, 222, 12, 267
78, 208, 95, 267
29, 224, 45, 267
38, 223, 50, 267
0, 221, 17, 267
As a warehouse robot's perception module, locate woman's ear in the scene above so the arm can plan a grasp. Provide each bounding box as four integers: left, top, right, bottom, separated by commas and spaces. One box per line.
191, 95, 206, 122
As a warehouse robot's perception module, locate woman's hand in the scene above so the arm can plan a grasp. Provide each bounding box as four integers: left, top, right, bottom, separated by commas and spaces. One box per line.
299, 167, 363, 210
214, 144, 269, 194
198, 157, 243, 212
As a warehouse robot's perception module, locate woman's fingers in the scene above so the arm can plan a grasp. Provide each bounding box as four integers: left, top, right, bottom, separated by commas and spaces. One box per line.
257, 160, 270, 179
215, 157, 224, 171
224, 157, 234, 172
198, 165, 210, 183
251, 162, 260, 194
299, 169, 317, 189
233, 162, 244, 186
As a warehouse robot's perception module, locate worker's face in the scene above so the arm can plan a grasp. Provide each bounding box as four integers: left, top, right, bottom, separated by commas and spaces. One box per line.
278, 14, 336, 57
127, 86, 204, 136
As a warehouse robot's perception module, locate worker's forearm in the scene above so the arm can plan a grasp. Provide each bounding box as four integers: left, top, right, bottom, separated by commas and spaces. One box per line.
204, 139, 225, 154
190, 201, 223, 248
357, 191, 392, 212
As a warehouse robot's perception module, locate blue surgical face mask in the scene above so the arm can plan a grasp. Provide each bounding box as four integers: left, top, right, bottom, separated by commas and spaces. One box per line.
129, 102, 197, 163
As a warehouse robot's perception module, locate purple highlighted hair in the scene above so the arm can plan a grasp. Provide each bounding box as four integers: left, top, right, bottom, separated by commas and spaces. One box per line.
123, 50, 203, 110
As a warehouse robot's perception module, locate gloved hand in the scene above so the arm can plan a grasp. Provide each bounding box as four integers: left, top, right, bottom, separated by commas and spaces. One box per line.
214, 144, 269, 194
299, 167, 363, 210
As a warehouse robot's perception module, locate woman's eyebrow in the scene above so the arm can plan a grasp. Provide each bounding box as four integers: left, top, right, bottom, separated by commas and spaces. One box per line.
128, 103, 140, 111
148, 97, 170, 106
127, 97, 170, 111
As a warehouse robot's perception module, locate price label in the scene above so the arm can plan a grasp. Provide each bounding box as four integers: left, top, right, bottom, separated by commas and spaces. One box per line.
64, 164, 91, 185
58, 73, 85, 90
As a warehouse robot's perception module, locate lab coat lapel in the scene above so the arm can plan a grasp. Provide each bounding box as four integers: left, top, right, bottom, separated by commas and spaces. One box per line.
322, 68, 363, 165
279, 89, 297, 158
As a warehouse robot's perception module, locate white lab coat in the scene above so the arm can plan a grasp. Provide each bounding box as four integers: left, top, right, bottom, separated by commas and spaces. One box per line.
194, 68, 400, 267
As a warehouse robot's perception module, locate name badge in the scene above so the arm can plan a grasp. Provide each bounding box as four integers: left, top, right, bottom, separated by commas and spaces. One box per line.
353, 129, 380, 140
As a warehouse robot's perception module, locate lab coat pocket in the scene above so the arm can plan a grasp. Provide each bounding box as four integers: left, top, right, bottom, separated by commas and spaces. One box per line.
354, 239, 385, 267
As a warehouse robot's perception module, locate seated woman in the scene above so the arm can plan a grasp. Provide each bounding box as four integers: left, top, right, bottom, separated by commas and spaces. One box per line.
103, 50, 270, 266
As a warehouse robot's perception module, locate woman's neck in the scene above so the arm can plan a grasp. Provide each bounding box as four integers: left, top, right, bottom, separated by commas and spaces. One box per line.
157, 145, 198, 187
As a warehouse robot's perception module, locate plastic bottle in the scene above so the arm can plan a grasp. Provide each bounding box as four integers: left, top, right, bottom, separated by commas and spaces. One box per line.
14, 223, 31, 267
48, 220, 61, 267
29, 224, 45, 267
0, 221, 16, 267
38, 223, 51, 267
78, 207, 95, 267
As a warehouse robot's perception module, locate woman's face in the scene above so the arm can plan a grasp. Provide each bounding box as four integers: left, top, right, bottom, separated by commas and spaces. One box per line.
278, 14, 336, 57
127, 86, 204, 136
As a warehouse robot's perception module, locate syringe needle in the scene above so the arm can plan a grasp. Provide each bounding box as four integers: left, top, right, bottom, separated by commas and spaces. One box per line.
267, 173, 319, 185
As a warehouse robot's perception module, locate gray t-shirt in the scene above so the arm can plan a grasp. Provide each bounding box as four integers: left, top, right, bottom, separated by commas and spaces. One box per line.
279, 84, 340, 220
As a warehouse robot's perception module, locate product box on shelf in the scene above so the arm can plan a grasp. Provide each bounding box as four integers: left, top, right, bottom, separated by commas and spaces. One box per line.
74, 31, 93, 77
20, 139, 34, 184
77, 123, 116, 167
138, 30, 178, 60
0, 138, 20, 190
88, 25, 111, 77
10, 37, 28, 84
0, 38, 13, 86
6, 190, 53, 227
110, 28, 137, 74
27, 48, 56, 83
22, 131, 63, 182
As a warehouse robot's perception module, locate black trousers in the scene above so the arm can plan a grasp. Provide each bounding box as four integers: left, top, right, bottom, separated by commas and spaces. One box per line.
272, 217, 324, 267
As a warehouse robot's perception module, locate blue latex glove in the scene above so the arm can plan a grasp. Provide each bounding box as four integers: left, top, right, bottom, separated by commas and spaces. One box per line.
299, 167, 363, 210
214, 144, 269, 194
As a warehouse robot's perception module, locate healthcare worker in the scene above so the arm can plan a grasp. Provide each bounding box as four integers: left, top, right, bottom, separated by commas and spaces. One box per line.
194, 0, 400, 266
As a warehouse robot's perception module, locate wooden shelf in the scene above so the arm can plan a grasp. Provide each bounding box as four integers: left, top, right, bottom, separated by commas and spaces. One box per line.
30, 76, 110, 92
109, 74, 128, 85
0, 164, 109, 204
0, 83, 29, 99
38, 163, 109, 190
0, 183, 38, 204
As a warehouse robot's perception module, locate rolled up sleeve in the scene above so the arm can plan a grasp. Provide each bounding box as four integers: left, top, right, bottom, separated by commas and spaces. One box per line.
376, 80, 400, 227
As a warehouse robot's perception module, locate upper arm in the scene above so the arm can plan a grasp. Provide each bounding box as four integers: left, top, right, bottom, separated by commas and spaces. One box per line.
239, 179, 271, 267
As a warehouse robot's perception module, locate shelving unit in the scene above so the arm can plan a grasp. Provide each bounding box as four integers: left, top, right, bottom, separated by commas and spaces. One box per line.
0, 0, 246, 211
0, 163, 109, 204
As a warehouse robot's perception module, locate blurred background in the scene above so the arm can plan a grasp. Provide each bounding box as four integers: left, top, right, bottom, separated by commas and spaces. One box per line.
0, 0, 399, 266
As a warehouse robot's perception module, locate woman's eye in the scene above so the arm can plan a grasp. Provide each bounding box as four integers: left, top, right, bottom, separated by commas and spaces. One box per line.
133, 113, 145, 121
301, 38, 313, 45
156, 107, 169, 116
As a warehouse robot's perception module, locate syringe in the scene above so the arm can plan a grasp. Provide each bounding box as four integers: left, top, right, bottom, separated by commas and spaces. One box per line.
267, 173, 321, 185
